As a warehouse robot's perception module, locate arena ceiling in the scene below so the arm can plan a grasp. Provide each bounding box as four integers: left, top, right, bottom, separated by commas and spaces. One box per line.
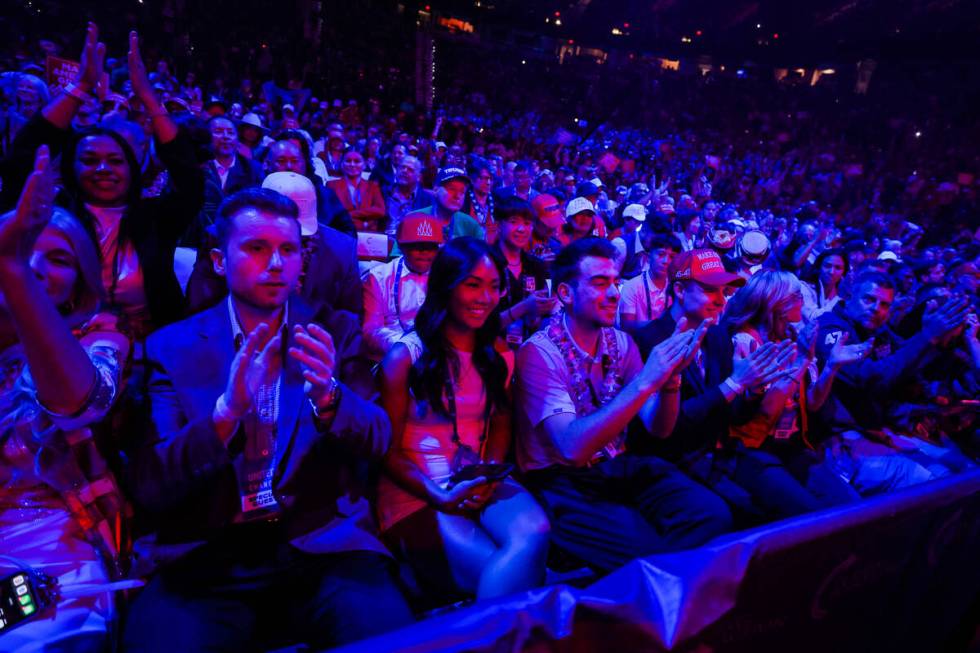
424, 0, 980, 62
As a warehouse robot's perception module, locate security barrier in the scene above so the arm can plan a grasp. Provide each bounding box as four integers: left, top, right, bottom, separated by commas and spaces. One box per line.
330, 469, 980, 652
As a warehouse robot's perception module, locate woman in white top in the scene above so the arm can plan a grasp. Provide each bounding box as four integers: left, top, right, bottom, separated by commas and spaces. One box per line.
379, 237, 550, 601
800, 248, 848, 323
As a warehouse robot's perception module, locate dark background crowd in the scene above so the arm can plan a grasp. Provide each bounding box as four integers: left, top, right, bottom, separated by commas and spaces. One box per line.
0, 1, 978, 651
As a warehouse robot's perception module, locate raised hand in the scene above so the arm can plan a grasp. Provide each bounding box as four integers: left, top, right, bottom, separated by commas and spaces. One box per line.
641, 329, 694, 391
0, 146, 54, 262
730, 339, 795, 390
288, 323, 338, 409
964, 313, 979, 343
827, 332, 873, 367
223, 324, 283, 419
922, 296, 970, 344
75, 22, 106, 94
127, 31, 157, 108
676, 317, 710, 372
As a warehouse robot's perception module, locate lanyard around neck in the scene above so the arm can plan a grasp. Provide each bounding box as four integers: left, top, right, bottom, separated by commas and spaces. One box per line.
443, 359, 491, 454
393, 257, 411, 334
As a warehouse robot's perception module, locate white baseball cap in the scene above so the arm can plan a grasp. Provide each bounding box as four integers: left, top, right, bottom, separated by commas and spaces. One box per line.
565, 197, 596, 218
622, 203, 647, 222
262, 172, 318, 236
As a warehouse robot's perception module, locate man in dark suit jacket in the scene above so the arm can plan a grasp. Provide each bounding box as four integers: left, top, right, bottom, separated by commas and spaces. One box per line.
186, 218, 362, 318
188, 116, 265, 247
368, 143, 407, 196
123, 188, 412, 652
633, 249, 827, 523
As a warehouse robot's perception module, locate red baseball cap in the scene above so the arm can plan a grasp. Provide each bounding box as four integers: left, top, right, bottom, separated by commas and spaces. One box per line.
398, 212, 444, 245
669, 248, 746, 287
531, 194, 564, 229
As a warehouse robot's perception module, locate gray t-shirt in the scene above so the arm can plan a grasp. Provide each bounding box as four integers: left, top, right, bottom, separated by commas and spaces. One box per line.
514, 326, 642, 471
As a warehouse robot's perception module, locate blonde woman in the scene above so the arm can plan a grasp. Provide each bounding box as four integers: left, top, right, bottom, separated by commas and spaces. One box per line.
717, 271, 868, 517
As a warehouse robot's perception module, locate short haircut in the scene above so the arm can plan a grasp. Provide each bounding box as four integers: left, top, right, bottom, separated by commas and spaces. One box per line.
214, 188, 300, 248
851, 270, 895, 294
645, 232, 682, 253
676, 209, 700, 230
208, 115, 235, 130
552, 237, 617, 288
494, 196, 533, 223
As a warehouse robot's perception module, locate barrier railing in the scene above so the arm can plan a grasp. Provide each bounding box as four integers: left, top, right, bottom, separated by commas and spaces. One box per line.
329, 469, 980, 652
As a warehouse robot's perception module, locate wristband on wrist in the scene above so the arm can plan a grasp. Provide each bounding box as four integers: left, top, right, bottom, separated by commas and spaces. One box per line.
63, 82, 94, 104
214, 393, 242, 424
723, 377, 745, 395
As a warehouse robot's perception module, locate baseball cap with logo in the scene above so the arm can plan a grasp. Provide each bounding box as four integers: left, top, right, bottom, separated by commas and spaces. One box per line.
435, 167, 470, 186
262, 172, 318, 236
565, 197, 596, 219
622, 203, 647, 222
531, 194, 564, 229
398, 212, 445, 245
670, 248, 746, 287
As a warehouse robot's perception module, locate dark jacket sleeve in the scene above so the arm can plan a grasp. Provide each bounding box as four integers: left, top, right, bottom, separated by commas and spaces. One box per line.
145, 128, 206, 243
333, 231, 364, 319
315, 381, 392, 459
317, 183, 357, 238
316, 304, 375, 400
816, 318, 936, 395
676, 386, 730, 435
128, 337, 236, 515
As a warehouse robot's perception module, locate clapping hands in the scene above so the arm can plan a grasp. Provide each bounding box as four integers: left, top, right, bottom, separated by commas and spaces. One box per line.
0, 146, 54, 264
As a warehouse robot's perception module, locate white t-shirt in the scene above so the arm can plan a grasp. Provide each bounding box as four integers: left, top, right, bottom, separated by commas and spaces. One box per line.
618, 271, 668, 324
361, 257, 429, 360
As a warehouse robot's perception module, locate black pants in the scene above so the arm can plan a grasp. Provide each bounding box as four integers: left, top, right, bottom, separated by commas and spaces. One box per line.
525, 455, 733, 573
123, 524, 414, 652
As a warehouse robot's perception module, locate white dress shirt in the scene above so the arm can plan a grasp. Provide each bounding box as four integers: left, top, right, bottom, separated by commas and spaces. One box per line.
362, 257, 430, 360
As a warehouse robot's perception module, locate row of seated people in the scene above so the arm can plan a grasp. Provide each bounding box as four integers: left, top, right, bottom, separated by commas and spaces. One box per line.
0, 25, 976, 653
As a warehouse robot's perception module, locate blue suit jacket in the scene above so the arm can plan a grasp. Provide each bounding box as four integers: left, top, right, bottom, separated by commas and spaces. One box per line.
130, 298, 391, 555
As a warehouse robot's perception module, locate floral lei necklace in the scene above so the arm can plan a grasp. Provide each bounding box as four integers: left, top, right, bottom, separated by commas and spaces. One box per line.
546, 313, 623, 417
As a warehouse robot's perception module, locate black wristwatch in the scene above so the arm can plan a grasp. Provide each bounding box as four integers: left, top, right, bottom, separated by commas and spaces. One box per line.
311, 377, 342, 420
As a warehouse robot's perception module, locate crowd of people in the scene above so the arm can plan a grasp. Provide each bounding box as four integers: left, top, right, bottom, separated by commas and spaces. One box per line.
0, 18, 978, 653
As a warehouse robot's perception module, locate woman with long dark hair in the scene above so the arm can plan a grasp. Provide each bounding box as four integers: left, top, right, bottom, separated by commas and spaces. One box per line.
378, 237, 550, 601
801, 248, 848, 322
1, 24, 203, 338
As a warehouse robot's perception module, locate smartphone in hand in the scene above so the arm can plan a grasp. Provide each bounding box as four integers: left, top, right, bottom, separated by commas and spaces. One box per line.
448, 463, 514, 488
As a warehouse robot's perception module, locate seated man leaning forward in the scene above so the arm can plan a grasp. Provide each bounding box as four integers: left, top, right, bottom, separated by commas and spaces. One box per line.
123, 188, 412, 653
515, 238, 733, 573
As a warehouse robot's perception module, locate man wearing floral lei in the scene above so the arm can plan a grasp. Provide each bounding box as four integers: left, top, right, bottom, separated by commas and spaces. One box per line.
514, 238, 733, 573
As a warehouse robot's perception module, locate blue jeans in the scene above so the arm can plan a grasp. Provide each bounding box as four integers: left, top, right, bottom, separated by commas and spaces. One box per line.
686, 442, 859, 522
526, 455, 733, 573
123, 525, 413, 652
